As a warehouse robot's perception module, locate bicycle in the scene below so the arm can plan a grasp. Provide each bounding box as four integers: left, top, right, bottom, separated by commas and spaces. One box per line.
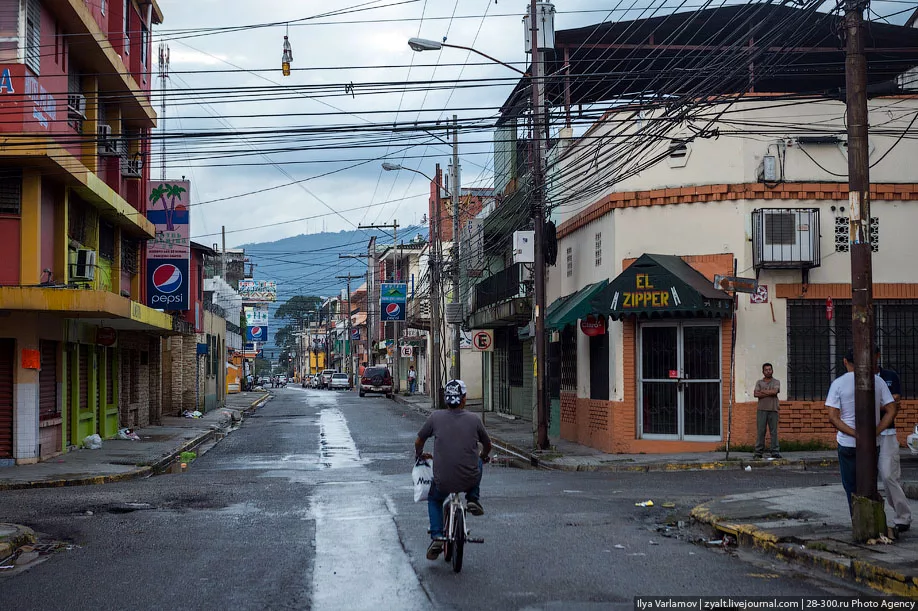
433, 492, 484, 573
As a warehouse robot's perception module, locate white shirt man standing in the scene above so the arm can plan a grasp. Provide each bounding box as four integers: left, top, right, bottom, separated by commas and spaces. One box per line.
826, 349, 896, 515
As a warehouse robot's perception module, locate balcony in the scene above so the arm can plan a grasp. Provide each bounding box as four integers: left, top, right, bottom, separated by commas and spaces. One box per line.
472, 263, 530, 311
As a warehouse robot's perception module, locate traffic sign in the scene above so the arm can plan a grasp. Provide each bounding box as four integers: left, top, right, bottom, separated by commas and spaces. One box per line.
472, 330, 493, 352
400, 345, 413, 358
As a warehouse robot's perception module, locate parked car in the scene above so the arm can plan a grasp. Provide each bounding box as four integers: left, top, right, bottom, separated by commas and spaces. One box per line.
329, 373, 351, 391
278, 375, 288, 386
359, 366, 393, 399
320, 369, 336, 389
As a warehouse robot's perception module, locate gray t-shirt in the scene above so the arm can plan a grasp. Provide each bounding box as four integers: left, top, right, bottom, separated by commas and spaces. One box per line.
418, 409, 491, 493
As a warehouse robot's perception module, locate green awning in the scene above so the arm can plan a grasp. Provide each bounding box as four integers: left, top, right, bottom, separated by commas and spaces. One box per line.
591, 254, 733, 320
546, 280, 609, 329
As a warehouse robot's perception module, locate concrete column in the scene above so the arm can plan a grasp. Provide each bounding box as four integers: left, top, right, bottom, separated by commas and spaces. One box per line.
13, 324, 40, 463
19, 171, 41, 285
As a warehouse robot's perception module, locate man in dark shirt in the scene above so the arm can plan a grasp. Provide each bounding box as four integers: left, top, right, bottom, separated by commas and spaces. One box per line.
415, 379, 492, 560
753, 363, 781, 459
876, 348, 911, 533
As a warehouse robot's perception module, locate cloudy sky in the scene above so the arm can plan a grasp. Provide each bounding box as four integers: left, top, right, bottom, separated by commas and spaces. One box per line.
154, 0, 915, 249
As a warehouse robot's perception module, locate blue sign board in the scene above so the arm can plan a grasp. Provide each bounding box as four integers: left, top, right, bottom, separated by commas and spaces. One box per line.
380, 283, 408, 322
147, 258, 190, 311
247, 326, 268, 342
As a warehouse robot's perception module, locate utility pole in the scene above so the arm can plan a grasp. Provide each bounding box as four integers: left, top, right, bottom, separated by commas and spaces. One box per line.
429, 164, 444, 409
360, 223, 400, 391
845, 0, 882, 541
337, 274, 363, 385
530, 0, 550, 450
449, 116, 462, 381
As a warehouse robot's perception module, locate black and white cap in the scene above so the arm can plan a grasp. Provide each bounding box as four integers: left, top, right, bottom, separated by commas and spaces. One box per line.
443, 379, 467, 406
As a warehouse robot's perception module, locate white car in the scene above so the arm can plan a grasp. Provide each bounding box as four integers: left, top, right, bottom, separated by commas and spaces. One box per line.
329, 373, 351, 391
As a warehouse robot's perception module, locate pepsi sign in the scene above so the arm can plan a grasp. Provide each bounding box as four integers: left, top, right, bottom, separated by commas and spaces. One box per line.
147, 259, 189, 310
247, 326, 267, 342
380, 283, 407, 322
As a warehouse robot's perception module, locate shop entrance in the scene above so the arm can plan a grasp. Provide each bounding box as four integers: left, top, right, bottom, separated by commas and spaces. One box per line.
639, 322, 721, 440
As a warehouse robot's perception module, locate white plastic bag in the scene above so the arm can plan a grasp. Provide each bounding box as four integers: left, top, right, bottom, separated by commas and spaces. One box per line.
412, 458, 433, 503
83, 434, 102, 450
907, 425, 918, 455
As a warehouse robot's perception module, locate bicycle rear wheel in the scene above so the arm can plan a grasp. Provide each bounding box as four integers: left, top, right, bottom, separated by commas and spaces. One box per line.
451, 510, 465, 573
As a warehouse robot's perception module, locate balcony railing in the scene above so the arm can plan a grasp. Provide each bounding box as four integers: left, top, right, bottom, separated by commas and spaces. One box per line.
472, 262, 529, 311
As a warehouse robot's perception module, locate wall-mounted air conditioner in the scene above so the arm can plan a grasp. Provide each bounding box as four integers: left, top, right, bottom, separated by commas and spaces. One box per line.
71, 249, 97, 281
98, 124, 120, 156
752, 208, 820, 270
121, 155, 143, 178
67, 93, 86, 120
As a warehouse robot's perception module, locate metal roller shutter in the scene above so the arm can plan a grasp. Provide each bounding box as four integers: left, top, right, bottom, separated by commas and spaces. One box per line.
0, 339, 14, 458
39, 341, 58, 419
79, 345, 88, 411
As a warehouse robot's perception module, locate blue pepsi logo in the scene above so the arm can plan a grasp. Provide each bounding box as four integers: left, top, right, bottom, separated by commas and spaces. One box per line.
152, 264, 183, 294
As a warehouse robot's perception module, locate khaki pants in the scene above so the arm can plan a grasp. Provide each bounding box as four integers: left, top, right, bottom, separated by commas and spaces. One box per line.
754, 410, 779, 456
879, 433, 911, 527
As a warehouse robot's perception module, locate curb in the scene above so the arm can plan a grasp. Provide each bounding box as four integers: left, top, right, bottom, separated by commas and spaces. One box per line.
691, 503, 918, 597
542, 456, 839, 473
0, 524, 36, 562
0, 394, 272, 492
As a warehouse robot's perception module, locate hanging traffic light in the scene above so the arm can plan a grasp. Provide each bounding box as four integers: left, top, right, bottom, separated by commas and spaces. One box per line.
282, 35, 293, 77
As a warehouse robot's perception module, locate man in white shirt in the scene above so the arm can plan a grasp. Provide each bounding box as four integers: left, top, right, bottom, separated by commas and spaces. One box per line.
825, 349, 896, 514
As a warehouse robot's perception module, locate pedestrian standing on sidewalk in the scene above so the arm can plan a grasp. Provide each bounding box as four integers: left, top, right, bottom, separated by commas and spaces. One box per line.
826, 349, 895, 513
876, 348, 911, 534
408, 365, 418, 395
753, 363, 781, 459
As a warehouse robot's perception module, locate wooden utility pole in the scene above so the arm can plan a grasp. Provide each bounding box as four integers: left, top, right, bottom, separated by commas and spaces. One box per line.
449, 117, 462, 381
337, 273, 364, 383
429, 164, 444, 409
845, 0, 883, 541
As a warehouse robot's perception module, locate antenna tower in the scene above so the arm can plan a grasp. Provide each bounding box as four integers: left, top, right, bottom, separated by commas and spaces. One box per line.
158, 43, 170, 180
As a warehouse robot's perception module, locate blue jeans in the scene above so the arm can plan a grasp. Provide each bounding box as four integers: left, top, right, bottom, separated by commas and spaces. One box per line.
428, 460, 482, 539
838, 444, 879, 515
409, 379, 417, 393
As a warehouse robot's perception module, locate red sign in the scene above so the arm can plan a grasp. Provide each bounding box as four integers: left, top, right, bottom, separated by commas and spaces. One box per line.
669, 370, 679, 379
96, 327, 117, 347
826, 297, 834, 321
580, 314, 606, 337
21, 349, 39, 370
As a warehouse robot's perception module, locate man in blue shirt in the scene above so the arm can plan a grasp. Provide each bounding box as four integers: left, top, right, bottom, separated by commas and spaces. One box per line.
876, 348, 911, 534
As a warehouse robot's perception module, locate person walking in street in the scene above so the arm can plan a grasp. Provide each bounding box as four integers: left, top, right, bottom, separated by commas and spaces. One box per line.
414, 379, 492, 560
826, 349, 896, 513
408, 365, 418, 395
753, 362, 781, 459
876, 348, 911, 534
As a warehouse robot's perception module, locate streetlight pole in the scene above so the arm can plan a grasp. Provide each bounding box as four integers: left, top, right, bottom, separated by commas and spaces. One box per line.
449, 115, 462, 381
529, 0, 550, 450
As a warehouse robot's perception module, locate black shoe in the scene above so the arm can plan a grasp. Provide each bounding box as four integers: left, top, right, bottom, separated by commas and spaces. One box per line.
770, 453, 783, 459
426, 540, 444, 560
752, 454, 763, 460
896, 523, 911, 534
467, 499, 484, 516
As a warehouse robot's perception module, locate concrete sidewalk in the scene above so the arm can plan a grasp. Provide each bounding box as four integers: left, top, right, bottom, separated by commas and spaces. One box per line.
0, 391, 271, 491
395, 392, 918, 596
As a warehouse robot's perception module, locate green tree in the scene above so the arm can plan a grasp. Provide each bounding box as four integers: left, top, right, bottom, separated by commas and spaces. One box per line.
275, 295, 323, 323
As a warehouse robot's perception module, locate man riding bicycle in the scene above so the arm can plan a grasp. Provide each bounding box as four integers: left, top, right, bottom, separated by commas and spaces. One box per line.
415, 379, 492, 560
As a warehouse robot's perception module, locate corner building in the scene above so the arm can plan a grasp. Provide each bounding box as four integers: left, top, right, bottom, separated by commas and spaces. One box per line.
0, 1, 171, 463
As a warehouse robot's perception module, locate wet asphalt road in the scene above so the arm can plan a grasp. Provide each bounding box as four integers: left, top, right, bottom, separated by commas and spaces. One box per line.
0, 388, 877, 610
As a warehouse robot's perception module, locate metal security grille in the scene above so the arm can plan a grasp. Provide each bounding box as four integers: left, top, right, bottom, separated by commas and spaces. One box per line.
787, 300, 917, 400
560, 324, 577, 392
99, 221, 115, 261
0, 169, 21, 215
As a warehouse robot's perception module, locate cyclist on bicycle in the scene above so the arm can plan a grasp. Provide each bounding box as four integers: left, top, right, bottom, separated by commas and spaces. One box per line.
415, 379, 492, 560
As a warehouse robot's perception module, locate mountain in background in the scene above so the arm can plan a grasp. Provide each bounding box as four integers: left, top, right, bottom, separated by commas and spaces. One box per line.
237, 225, 428, 360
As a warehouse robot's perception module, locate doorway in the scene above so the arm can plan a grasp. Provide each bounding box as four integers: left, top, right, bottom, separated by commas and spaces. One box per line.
639, 322, 721, 440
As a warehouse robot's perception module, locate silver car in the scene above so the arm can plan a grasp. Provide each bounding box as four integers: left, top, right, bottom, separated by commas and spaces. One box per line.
329, 373, 351, 391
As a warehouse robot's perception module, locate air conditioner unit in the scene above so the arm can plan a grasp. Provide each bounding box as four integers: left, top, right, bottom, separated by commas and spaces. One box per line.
97, 124, 120, 156
71, 249, 97, 282
67, 93, 86, 120
752, 208, 821, 270
121, 155, 143, 178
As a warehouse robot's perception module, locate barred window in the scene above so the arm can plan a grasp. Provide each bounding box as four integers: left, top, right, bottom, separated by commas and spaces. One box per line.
594, 232, 602, 267
560, 323, 577, 392
0, 169, 22, 215
787, 299, 917, 400
98, 221, 115, 261
121, 237, 138, 274
566, 247, 573, 277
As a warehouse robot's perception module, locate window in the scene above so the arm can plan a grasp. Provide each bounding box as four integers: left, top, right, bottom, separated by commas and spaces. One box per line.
589, 329, 609, 401
787, 299, 918, 400
101, 0, 106, 15
0, 3, 20, 63
594, 232, 602, 267
99, 221, 115, 261
25, 0, 39, 75
123, 0, 130, 51
121, 237, 138, 274
566, 246, 573, 277
140, 22, 148, 71
0, 169, 22, 215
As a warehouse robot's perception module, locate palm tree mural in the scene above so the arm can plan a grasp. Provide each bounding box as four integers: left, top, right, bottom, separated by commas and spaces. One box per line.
148, 182, 187, 231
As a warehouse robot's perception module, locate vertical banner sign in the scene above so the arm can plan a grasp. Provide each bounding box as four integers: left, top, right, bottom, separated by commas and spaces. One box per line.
380, 283, 407, 321
147, 180, 191, 310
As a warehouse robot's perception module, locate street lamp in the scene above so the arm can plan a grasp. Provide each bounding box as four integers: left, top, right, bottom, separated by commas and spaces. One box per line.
408, 38, 527, 75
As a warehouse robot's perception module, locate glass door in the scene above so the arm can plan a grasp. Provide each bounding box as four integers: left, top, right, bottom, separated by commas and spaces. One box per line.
640, 322, 722, 440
